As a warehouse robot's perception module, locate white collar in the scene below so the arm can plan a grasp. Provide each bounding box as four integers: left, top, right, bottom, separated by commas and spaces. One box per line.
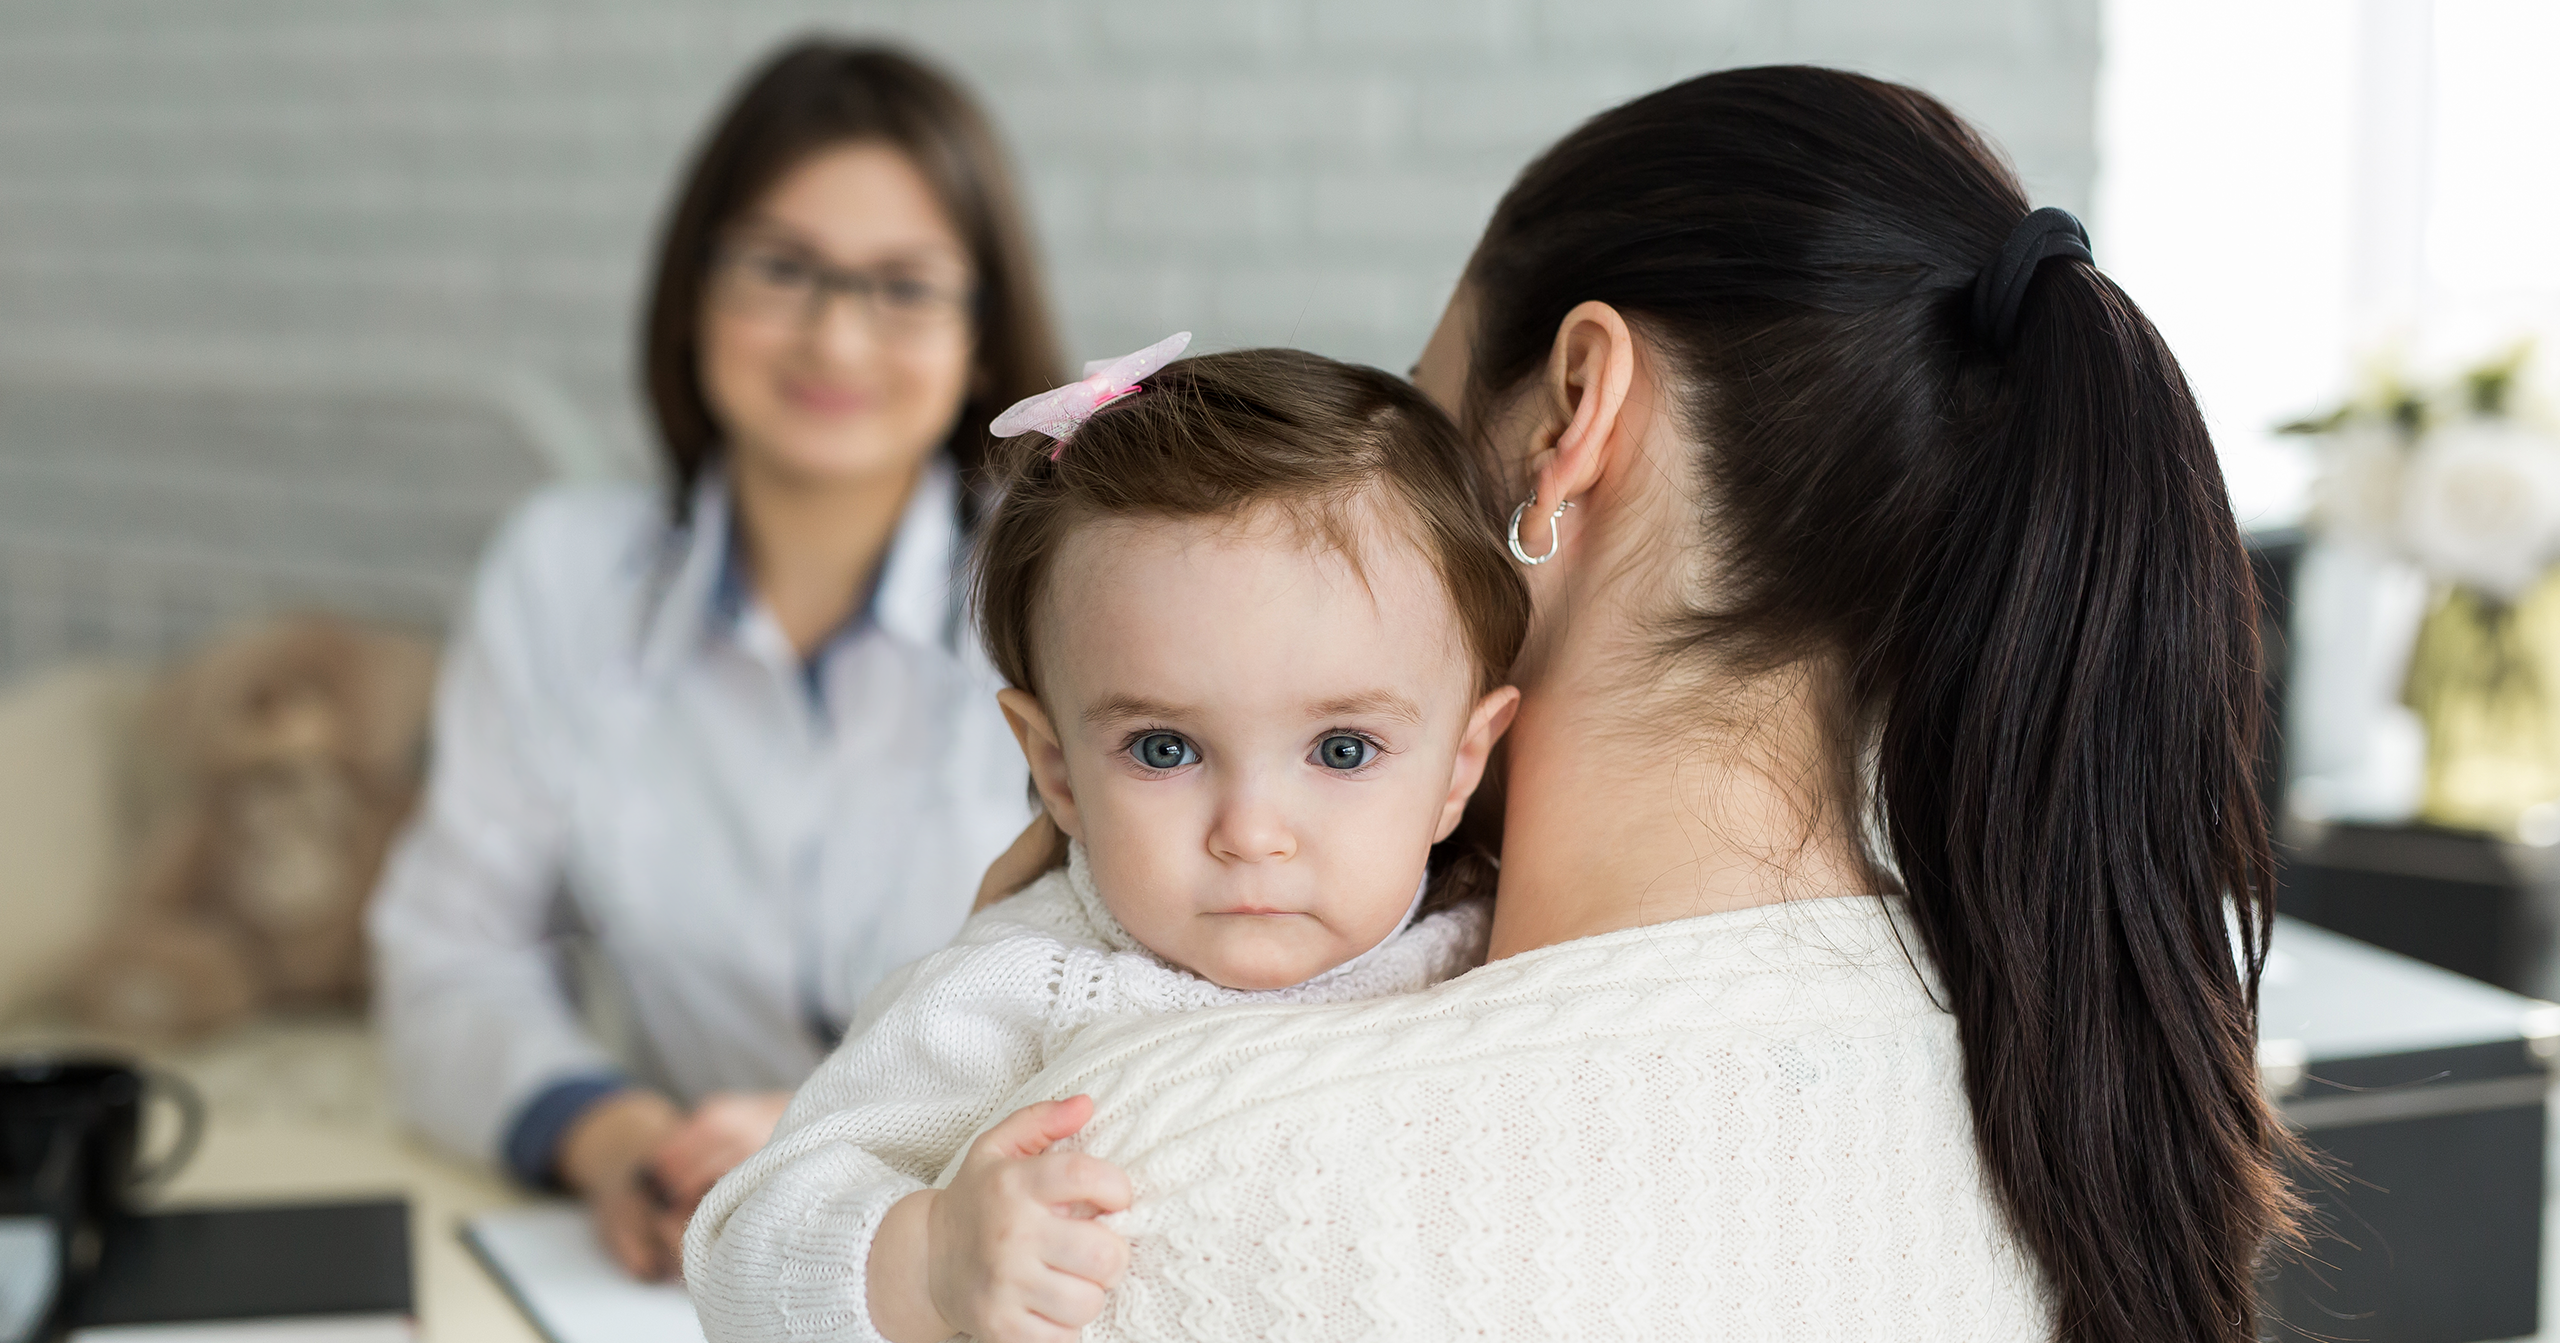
633, 458, 965, 682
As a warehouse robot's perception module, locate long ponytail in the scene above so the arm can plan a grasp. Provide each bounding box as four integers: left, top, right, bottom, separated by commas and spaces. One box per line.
1463, 67, 2301, 1342
1881, 263, 2302, 1338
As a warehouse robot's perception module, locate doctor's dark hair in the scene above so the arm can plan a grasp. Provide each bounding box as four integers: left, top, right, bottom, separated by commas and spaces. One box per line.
641, 38, 1063, 511
1461, 67, 2299, 1342
971, 349, 1529, 902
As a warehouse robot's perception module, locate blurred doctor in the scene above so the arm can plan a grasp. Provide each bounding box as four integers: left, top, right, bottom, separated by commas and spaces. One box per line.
369, 39, 1060, 1277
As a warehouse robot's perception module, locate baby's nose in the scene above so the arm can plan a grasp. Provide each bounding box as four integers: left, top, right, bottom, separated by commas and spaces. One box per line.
1205, 789, 1296, 864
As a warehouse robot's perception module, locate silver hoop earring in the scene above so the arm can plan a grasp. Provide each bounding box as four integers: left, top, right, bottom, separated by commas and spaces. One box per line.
1507, 496, 1574, 566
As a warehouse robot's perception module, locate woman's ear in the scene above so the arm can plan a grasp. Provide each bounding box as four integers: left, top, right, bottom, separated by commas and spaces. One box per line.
1527, 300, 1639, 514
997, 688, 1082, 840
1434, 685, 1522, 842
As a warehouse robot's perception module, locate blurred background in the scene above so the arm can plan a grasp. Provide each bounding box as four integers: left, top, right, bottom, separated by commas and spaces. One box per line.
2, 2, 2556, 1341
0, 0, 2099, 675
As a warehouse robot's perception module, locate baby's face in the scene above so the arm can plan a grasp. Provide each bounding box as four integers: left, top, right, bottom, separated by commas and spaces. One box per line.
1001, 496, 1514, 991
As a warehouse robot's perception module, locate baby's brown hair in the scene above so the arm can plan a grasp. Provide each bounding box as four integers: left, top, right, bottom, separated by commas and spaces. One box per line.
974, 347, 1527, 701
970, 347, 1529, 903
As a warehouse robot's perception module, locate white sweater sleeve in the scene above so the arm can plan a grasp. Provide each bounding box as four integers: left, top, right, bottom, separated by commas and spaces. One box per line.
684, 918, 1072, 1343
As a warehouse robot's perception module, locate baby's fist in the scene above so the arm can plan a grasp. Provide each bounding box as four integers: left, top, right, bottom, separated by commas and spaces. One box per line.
928, 1096, 1133, 1343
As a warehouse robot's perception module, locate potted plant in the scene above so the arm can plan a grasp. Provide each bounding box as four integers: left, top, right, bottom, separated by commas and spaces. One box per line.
2289, 344, 2560, 840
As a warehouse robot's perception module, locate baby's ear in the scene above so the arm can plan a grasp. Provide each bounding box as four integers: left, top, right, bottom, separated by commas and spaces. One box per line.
996, 688, 1083, 840
1435, 685, 1522, 841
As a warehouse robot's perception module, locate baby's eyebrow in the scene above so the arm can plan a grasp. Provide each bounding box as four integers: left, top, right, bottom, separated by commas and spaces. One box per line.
1310, 690, 1425, 724
1082, 693, 1194, 726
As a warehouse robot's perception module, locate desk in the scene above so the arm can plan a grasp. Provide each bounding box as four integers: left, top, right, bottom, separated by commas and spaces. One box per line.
2, 1013, 543, 1343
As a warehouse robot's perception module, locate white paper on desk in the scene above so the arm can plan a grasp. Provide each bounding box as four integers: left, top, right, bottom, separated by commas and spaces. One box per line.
462, 1206, 704, 1343
0, 1216, 57, 1343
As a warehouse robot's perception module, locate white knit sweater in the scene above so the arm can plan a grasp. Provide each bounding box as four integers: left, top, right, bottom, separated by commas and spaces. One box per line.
981, 892, 2055, 1341
684, 849, 1490, 1343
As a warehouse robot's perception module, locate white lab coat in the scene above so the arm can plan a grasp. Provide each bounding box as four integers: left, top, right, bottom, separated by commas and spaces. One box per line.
367, 461, 1031, 1168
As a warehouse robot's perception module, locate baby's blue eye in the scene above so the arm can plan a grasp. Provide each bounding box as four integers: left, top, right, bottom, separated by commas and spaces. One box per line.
1315, 735, 1374, 771
1132, 732, 1198, 771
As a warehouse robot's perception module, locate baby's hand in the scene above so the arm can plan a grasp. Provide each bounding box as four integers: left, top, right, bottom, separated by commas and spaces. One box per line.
928, 1095, 1132, 1343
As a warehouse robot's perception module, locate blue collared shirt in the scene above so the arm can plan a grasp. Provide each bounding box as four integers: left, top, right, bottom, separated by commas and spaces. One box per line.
368, 460, 1032, 1181
705, 514, 883, 722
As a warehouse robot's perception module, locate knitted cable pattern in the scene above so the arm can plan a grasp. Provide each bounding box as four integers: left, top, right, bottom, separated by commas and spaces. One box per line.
991, 894, 2053, 1342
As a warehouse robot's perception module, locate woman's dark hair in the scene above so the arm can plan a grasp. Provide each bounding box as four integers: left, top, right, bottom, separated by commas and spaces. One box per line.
973, 348, 1528, 904
641, 37, 1063, 510
1463, 67, 2300, 1342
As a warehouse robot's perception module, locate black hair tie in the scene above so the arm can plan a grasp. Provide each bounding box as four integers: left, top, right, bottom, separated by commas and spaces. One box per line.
1968, 206, 2093, 351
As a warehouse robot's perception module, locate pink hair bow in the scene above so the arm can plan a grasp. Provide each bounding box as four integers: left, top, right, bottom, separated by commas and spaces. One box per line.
990, 331, 1191, 456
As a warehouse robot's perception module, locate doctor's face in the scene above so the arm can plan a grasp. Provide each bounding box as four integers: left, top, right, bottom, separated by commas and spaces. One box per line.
698, 141, 977, 494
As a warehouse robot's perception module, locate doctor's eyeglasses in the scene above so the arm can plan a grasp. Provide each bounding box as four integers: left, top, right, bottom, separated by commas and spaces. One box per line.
710, 239, 975, 341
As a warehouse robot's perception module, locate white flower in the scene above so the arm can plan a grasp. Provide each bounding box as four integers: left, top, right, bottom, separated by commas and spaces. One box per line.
2310, 425, 2409, 548
2401, 420, 2560, 599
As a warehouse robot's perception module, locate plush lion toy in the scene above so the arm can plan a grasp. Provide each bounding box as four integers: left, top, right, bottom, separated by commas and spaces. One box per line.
69, 616, 437, 1038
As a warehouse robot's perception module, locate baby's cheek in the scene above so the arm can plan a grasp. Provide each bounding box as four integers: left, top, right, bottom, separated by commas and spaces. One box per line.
1097, 871, 1191, 953
1315, 821, 1438, 940
1081, 799, 1194, 912
1318, 896, 1411, 971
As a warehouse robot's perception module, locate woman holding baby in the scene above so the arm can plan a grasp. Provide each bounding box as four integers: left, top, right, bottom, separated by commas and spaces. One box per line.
688, 62, 2295, 1343
377, 30, 2290, 1342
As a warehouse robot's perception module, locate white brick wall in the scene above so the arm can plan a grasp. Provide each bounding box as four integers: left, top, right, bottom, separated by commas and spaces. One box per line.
0, 0, 2095, 674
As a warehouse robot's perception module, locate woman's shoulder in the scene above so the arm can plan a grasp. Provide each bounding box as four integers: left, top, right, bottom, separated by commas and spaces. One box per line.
1051, 896, 2049, 1341
1480, 891, 1945, 1026
459, 479, 677, 681
1043, 894, 1940, 1085
1020, 896, 1964, 1169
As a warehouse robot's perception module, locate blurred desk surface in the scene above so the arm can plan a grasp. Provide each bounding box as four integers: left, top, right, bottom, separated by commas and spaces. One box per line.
2, 1012, 543, 1343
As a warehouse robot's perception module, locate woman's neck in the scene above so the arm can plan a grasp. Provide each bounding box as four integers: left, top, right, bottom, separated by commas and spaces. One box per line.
730, 454, 925, 658
1487, 646, 1875, 961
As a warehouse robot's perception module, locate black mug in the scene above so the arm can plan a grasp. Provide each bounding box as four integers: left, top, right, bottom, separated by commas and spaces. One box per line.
0, 1057, 204, 1343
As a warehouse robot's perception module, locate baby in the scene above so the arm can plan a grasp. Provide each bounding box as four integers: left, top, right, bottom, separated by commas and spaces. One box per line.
685, 336, 1528, 1343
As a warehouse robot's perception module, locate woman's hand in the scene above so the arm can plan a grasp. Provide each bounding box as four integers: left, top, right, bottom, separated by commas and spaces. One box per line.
558, 1089, 685, 1280
869, 1095, 1131, 1343
648, 1090, 795, 1212
975, 813, 1068, 912
558, 1088, 793, 1280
